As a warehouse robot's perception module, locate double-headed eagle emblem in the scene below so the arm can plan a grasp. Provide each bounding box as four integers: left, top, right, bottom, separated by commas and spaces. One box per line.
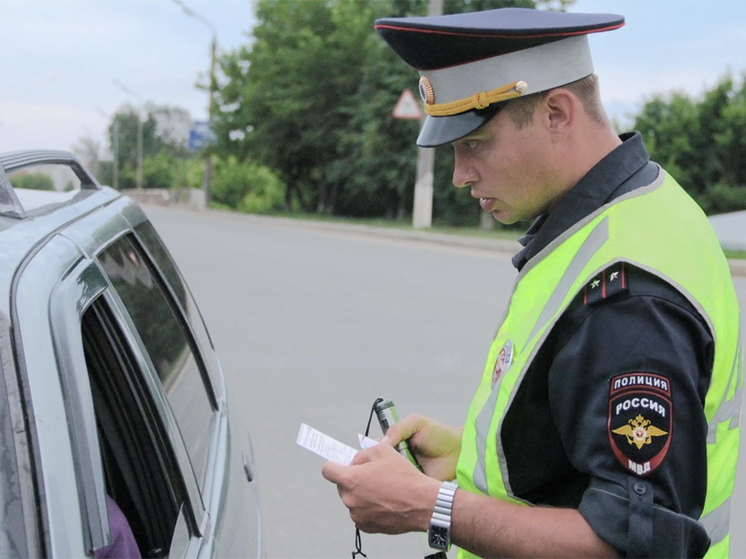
612, 414, 668, 449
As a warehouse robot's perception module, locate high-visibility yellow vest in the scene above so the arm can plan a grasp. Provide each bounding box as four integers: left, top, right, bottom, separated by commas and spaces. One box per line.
456, 170, 742, 558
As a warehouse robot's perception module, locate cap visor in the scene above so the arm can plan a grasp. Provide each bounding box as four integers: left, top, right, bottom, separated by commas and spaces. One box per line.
417, 108, 499, 147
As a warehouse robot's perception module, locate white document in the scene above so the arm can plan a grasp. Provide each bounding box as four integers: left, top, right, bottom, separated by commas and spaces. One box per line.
358, 433, 380, 449
297, 423, 359, 465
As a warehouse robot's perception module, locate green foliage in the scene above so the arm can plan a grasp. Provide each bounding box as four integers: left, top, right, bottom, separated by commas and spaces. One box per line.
142, 149, 179, 190
211, 157, 285, 214
214, 0, 558, 223
116, 162, 137, 190
108, 104, 193, 189
97, 0, 746, 225
634, 74, 746, 214
96, 161, 114, 186
184, 158, 205, 190
699, 183, 746, 215
10, 172, 54, 191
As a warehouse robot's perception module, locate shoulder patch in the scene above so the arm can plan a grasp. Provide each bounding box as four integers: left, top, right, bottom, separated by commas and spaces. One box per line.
584, 262, 628, 307
607, 372, 672, 476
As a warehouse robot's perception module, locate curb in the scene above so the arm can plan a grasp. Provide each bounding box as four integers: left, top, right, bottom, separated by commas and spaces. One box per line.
149, 205, 746, 277
728, 259, 746, 278
208, 208, 524, 254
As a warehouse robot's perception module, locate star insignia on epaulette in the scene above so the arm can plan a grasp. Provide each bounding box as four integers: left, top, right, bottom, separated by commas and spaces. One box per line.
583, 262, 629, 307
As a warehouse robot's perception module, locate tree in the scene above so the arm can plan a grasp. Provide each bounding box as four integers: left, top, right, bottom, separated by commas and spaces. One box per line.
216, 0, 373, 212
214, 0, 571, 222
634, 74, 746, 214
107, 104, 193, 189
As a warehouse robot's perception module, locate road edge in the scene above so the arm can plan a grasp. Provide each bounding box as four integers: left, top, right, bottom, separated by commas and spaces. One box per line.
143, 204, 746, 277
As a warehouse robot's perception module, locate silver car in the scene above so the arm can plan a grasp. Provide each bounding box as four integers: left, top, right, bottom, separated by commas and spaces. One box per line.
0, 151, 262, 558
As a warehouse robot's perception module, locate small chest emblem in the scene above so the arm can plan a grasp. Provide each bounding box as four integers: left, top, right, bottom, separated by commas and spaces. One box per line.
492, 340, 514, 387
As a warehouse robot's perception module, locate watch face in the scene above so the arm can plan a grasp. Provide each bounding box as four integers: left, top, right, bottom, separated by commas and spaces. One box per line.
429, 526, 449, 549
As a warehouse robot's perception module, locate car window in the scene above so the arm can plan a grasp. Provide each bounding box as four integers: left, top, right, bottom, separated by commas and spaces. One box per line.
82, 298, 182, 557
97, 234, 216, 489
133, 220, 220, 377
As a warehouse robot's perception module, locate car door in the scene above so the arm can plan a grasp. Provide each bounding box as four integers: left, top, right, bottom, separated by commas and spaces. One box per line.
14, 197, 260, 557
63, 198, 261, 557
14, 227, 204, 557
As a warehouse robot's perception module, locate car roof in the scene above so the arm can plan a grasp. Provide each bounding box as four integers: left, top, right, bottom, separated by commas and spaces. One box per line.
0, 150, 121, 311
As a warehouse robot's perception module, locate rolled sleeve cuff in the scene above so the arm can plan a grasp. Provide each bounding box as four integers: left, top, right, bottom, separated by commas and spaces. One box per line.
578, 481, 710, 558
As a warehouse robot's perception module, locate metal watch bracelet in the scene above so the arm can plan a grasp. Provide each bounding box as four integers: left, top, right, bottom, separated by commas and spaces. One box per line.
428, 480, 458, 551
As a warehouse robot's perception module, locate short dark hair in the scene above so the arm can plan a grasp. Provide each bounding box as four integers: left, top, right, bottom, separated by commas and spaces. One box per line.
504, 74, 610, 129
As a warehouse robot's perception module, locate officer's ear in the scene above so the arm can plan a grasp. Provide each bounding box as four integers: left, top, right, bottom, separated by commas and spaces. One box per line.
541, 88, 576, 143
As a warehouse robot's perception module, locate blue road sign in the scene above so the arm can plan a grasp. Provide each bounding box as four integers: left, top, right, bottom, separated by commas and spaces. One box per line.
189, 121, 217, 151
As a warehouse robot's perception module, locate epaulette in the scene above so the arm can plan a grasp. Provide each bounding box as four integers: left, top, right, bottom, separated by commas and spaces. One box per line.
583, 262, 629, 307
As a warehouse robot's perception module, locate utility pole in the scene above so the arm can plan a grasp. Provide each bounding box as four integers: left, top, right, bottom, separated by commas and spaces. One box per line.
136, 117, 143, 189
412, 0, 443, 229
113, 119, 120, 190
205, 33, 216, 206
172, 0, 217, 206
97, 107, 120, 190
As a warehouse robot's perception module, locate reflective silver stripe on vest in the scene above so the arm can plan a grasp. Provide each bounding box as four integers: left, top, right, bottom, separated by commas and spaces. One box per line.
527, 217, 610, 343
473, 377, 499, 494
700, 498, 731, 545
472, 217, 610, 495
707, 345, 743, 444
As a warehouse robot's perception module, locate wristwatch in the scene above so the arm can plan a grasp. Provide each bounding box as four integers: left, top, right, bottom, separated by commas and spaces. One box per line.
428, 480, 458, 551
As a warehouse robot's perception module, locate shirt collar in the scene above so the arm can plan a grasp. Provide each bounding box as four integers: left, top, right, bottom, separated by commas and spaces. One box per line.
512, 131, 650, 271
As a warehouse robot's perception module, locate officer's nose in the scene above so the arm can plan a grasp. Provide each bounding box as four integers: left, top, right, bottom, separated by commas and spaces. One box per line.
452, 152, 476, 188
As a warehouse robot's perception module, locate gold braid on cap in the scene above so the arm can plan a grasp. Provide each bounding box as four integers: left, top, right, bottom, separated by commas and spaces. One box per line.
424, 81, 528, 117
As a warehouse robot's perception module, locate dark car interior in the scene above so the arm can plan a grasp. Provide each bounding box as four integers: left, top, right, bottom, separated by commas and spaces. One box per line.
82, 299, 182, 558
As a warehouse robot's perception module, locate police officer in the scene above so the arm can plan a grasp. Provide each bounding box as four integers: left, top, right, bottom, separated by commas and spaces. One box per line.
322, 8, 742, 558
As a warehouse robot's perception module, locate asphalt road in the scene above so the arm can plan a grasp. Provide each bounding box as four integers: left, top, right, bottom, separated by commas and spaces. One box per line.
142, 205, 746, 559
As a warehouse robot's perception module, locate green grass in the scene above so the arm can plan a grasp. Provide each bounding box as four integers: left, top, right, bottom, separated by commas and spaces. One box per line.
724, 249, 746, 260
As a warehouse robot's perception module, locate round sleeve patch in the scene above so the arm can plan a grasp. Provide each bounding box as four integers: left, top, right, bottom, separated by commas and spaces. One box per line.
607, 372, 672, 476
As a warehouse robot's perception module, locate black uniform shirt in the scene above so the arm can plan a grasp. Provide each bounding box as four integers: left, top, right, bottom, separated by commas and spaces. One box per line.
502, 133, 713, 557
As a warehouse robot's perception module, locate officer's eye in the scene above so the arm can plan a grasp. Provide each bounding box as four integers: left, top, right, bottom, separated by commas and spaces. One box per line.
452, 138, 482, 154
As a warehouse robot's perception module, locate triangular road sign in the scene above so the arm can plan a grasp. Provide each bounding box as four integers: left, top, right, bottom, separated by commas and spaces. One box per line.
393, 89, 422, 120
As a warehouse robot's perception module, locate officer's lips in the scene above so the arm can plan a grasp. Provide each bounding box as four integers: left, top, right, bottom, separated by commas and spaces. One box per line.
479, 197, 497, 212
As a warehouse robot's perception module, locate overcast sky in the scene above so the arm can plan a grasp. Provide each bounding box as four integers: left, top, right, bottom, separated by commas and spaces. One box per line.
0, 0, 744, 156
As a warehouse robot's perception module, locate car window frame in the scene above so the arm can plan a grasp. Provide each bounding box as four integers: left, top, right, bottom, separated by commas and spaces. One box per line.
13, 234, 104, 558
129, 219, 231, 513
97, 228, 224, 502
95, 285, 208, 534
82, 294, 209, 557
49, 259, 111, 554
